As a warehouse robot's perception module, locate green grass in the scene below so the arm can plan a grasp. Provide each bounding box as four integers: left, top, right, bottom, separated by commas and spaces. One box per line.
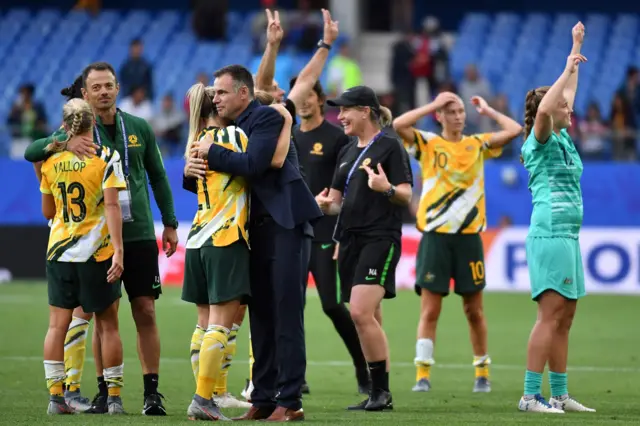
0, 282, 639, 425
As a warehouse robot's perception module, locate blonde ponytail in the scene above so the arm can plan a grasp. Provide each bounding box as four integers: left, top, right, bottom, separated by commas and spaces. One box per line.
185, 83, 207, 159
255, 90, 275, 105
46, 98, 93, 153
378, 106, 393, 128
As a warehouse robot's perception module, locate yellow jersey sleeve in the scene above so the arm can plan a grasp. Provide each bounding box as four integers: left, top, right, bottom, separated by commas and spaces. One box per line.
40, 170, 51, 194
102, 149, 127, 191
475, 133, 503, 159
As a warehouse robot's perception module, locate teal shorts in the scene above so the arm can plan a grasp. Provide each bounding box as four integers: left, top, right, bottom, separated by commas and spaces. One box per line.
525, 236, 585, 301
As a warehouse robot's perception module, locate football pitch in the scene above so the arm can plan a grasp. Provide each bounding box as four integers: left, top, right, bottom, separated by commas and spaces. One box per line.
0, 282, 639, 425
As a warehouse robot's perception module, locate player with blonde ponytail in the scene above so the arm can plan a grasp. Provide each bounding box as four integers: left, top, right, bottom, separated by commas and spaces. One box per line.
180, 81, 293, 420
39, 97, 127, 415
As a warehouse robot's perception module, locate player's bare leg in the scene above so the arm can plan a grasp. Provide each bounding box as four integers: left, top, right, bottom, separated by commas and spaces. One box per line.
462, 292, 491, 392
548, 300, 595, 412
413, 289, 441, 392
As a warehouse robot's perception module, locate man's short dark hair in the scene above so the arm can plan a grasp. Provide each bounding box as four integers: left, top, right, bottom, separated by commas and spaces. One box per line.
131, 38, 142, 46
214, 65, 254, 97
81, 62, 118, 88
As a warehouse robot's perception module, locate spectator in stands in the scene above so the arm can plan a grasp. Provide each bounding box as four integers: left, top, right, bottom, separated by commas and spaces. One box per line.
74, 0, 101, 14
577, 102, 609, 161
610, 92, 637, 161
152, 94, 185, 157
184, 72, 210, 114
391, 31, 417, 115
421, 17, 449, 92
459, 64, 492, 134
617, 67, 640, 125
120, 39, 154, 100
119, 86, 154, 122
326, 41, 362, 97
7, 83, 48, 144
286, 0, 323, 51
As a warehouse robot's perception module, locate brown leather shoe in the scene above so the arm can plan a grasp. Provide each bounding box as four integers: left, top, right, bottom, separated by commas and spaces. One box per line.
231, 405, 275, 421
264, 406, 305, 422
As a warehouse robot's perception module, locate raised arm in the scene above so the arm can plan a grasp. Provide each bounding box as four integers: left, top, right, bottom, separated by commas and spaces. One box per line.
470, 96, 523, 147
287, 9, 339, 107
565, 22, 585, 110
255, 9, 283, 92
269, 103, 292, 168
392, 92, 459, 143
534, 53, 587, 143
206, 107, 285, 177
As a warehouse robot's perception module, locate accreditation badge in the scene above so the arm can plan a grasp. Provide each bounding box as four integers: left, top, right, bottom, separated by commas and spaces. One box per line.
119, 178, 134, 223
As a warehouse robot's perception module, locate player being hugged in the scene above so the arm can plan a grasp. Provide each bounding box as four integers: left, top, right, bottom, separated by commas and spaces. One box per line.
393, 90, 521, 393
40, 99, 126, 415
518, 22, 595, 414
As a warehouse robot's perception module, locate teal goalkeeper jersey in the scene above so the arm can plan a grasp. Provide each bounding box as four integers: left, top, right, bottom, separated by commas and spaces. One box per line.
521, 128, 584, 239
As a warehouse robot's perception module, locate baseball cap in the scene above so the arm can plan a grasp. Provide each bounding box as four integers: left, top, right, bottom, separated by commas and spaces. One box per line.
326, 86, 381, 111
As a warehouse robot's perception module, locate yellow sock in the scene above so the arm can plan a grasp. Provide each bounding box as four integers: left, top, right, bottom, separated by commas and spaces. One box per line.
416, 364, 431, 381
248, 333, 254, 382
190, 325, 205, 381
473, 355, 491, 378
215, 323, 239, 395
64, 317, 90, 392
104, 364, 124, 398
44, 360, 65, 397
196, 325, 229, 400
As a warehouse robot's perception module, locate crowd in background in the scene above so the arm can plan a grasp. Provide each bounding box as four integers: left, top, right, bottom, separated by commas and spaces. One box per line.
7, 8, 640, 162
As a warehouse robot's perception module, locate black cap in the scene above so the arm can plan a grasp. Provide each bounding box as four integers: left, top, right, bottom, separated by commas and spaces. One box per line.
326, 86, 380, 110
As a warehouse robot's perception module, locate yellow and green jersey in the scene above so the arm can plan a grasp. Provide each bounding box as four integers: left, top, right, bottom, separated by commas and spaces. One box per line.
186, 126, 250, 249
40, 146, 127, 262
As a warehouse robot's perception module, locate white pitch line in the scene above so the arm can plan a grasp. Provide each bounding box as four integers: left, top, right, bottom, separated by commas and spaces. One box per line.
2, 356, 638, 373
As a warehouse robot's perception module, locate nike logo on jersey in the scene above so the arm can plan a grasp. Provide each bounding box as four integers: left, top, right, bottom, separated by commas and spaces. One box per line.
321, 244, 333, 249
365, 276, 376, 281
340, 162, 349, 168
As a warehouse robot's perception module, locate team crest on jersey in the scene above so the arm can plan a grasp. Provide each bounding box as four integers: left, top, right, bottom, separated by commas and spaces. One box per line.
128, 135, 141, 147
425, 272, 435, 282
359, 158, 372, 169
466, 145, 474, 151
311, 142, 324, 156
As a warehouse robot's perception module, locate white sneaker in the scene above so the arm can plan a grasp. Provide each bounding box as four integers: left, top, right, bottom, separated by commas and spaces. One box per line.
214, 392, 252, 408
518, 395, 564, 413
550, 396, 596, 412
240, 379, 254, 402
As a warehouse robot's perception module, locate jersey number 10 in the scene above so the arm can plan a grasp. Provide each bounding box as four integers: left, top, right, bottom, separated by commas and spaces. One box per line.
57, 182, 87, 223
433, 152, 448, 169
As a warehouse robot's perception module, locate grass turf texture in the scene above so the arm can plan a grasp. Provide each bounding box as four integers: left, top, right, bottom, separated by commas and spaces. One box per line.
0, 282, 638, 425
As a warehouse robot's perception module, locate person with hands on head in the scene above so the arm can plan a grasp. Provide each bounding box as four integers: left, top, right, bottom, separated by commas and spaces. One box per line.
39, 98, 126, 416
393, 87, 522, 394
205, 64, 322, 422
317, 85, 413, 412
518, 22, 595, 415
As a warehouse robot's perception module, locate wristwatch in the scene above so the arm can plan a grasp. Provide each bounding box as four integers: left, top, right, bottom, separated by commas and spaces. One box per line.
384, 185, 396, 198
317, 40, 332, 50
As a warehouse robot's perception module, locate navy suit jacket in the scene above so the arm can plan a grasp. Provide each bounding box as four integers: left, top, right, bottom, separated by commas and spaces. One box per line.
207, 100, 323, 230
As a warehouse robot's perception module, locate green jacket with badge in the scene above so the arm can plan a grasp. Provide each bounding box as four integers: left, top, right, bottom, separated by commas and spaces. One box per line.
24, 110, 177, 243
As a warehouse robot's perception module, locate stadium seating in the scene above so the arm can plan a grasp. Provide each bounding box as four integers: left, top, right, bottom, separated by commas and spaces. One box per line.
451, 12, 640, 121
0, 8, 339, 155
0, 8, 638, 156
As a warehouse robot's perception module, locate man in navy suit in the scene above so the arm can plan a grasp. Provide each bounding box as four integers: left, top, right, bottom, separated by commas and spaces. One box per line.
206, 64, 322, 422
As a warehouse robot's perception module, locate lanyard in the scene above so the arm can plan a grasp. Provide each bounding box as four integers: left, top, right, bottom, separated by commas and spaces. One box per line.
94, 110, 129, 177
342, 131, 383, 198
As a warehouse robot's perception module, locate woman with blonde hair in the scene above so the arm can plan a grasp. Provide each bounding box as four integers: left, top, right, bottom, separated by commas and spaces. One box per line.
180, 82, 292, 421
317, 85, 413, 411
40, 98, 126, 415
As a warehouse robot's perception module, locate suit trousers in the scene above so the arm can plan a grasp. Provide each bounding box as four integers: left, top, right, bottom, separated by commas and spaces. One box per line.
248, 216, 311, 410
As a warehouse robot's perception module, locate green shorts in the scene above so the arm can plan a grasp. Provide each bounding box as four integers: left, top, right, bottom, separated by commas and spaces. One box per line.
526, 236, 585, 301
182, 240, 251, 305
415, 232, 486, 296
46, 259, 122, 313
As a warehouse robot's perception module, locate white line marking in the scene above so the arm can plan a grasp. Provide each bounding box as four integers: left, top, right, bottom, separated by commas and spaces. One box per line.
2, 356, 637, 373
